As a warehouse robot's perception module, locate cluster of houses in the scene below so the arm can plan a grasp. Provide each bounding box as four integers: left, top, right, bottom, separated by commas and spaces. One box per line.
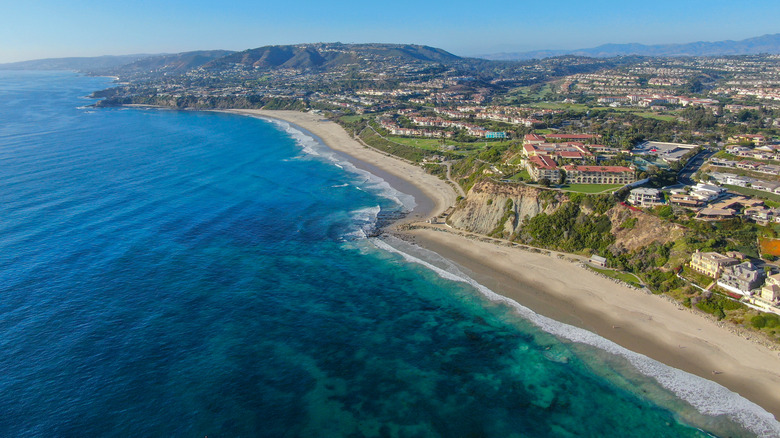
597, 93, 720, 109
709, 157, 780, 177
627, 183, 780, 224
433, 107, 543, 128
690, 250, 780, 315
522, 133, 636, 185
378, 114, 508, 139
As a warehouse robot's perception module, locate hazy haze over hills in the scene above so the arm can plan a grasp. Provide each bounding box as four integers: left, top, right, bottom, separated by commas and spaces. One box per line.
479, 33, 780, 60
0, 54, 159, 71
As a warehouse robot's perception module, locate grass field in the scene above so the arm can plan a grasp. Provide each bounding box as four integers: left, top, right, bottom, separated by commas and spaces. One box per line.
339, 115, 369, 123
385, 136, 447, 151
586, 266, 643, 288
505, 169, 531, 181
559, 183, 624, 194
522, 102, 678, 121
386, 136, 514, 153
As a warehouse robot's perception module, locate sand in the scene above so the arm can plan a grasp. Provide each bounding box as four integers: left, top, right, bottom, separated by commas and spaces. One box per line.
223, 109, 780, 423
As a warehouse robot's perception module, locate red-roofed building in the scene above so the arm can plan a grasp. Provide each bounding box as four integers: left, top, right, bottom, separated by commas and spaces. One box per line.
562, 165, 635, 184
524, 133, 545, 144
545, 134, 601, 143
526, 155, 560, 182
555, 151, 585, 160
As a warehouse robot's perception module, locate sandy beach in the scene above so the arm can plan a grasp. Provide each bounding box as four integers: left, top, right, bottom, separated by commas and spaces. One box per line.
225, 109, 780, 424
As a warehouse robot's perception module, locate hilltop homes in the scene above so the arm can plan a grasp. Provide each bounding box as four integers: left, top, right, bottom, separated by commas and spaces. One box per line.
627, 187, 664, 207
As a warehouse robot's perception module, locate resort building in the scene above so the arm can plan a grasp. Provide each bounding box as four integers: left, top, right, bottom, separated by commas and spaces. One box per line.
690, 251, 739, 278
544, 133, 601, 142
561, 165, 635, 185
717, 261, 765, 295
627, 188, 663, 207
526, 155, 560, 182
523, 133, 545, 145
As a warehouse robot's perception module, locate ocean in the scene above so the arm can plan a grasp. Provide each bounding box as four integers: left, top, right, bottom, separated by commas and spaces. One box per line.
0, 71, 775, 437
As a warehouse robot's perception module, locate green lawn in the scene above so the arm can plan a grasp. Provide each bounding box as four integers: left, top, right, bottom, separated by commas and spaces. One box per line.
587, 266, 643, 287
559, 183, 624, 194
631, 111, 678, 122
528, 102, 590, 111
723, 184, 780, 203
505, 170, 530, 182
385, 136, 447, 151
524, 103, 679, 121
386, 136, 513, 153
509, 84, 555, 101
339, 115, 369, 123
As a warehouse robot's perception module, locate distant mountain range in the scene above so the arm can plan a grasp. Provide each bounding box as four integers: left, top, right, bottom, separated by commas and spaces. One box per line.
480, 33, 780, 60
0, 54, 160, 71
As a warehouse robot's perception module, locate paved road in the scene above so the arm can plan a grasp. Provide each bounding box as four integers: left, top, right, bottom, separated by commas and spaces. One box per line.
677, 149, 716, 186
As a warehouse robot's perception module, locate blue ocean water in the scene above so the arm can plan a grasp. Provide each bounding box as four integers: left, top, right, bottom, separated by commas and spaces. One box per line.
0, 71, 774, 437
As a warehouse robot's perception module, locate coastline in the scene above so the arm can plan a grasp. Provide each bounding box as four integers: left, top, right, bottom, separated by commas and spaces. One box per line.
219, 109, 456, 223
221, 109, 780, 425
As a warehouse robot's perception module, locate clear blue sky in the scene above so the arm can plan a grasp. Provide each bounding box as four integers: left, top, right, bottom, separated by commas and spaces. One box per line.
1, 0, 778, 62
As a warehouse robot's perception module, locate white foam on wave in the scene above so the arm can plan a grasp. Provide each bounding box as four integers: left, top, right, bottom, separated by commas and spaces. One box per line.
372, 236, 780, 437
342, 205, 381, 240
260, 117, 416, 214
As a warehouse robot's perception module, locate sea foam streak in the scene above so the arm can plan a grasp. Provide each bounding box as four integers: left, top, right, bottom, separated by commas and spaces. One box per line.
373, 236, 780, 437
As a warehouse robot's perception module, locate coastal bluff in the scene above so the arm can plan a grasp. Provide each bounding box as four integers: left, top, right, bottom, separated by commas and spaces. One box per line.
447, 180, 683, 254
447, 180, 565, 236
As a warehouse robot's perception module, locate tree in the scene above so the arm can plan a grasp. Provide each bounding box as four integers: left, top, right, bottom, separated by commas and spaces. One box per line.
558, 169, 567, 185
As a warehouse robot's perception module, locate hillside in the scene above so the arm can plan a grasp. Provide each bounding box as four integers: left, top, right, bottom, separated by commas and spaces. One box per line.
103, 50, 234, 76
203, 43, 461, 71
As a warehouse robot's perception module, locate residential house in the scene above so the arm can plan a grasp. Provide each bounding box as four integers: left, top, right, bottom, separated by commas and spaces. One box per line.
760, 274, 780, 303
717, 261, 765, 295
695, 208, 736, 221
669, 194, 703, 208
690, 251, 739, 278
627, 188, 663, 207
690, 183, 726, 201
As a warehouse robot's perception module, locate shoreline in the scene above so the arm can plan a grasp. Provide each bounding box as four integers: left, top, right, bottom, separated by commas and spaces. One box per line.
218, 109, 456, 223
220, 109, 780, 426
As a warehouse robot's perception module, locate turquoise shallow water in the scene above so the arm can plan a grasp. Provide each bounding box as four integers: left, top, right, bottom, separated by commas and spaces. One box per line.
0, 71, 775, 437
